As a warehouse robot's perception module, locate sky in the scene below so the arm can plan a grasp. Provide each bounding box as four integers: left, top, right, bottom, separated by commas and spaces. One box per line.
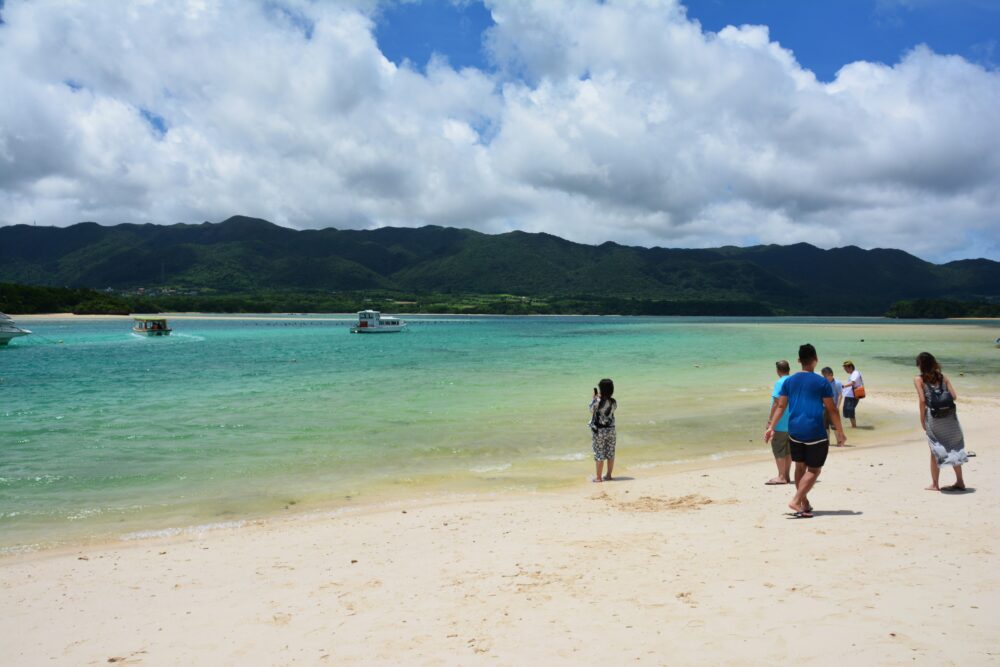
0, 0, 998, 262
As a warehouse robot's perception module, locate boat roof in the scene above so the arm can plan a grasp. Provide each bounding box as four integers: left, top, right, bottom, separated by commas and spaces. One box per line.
358, 310, 401, 316
133, 316, 169, 321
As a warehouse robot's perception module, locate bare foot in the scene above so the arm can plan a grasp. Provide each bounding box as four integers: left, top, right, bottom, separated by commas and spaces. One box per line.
592, 477, 603, 483
765, 477, 788, 485
942, 484, 966, 491
603, 474, 613, 481
925, 485, 940, 491
788, 501, 804, 514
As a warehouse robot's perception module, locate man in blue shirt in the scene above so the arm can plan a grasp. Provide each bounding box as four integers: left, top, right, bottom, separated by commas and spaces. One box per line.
766, 360, 792, 485
765, 344, 846, 517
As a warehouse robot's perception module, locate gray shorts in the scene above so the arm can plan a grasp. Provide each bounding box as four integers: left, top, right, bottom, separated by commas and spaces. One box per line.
771, 431, 790, 458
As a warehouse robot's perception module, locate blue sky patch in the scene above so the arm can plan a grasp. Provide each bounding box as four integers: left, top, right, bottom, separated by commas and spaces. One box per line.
375, 0, 495, 71
672, 0, 999, 81
372, 0, 999, 82
140, 109, 168, 138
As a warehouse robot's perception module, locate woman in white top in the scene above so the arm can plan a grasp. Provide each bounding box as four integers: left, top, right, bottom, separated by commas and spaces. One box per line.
841, 360, 863, 428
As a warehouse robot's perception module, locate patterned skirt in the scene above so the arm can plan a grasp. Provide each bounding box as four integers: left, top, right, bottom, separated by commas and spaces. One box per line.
592, 427, 617, 461
926, 409, 968, 468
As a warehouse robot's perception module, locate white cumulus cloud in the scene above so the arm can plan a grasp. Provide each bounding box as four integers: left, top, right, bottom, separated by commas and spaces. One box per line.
0, 0, 998, 261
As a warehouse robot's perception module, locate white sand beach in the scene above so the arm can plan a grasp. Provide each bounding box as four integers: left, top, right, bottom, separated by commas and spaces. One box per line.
1, 393, 997, 666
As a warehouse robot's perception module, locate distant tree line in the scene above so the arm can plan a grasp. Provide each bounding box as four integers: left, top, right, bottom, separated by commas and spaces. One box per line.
0, 283, 137, 314
2, 282, 777, 316
135, 291, 778, 316
885, 299, 1000, 319
8, 282, 999, 319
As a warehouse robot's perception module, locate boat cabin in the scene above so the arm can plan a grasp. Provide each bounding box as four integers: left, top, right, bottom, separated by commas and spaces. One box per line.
132, 316, 172, 336
351, 310, 406, 333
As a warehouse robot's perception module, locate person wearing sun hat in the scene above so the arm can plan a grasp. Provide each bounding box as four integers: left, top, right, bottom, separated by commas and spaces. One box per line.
841, 360, 864, 428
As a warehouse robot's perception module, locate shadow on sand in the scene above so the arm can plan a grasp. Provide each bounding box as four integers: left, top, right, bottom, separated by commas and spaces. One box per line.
785, 509, 863, 519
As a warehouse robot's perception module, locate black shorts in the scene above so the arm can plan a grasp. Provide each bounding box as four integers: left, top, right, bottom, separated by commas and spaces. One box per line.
843, 397, 859, 419
789, 437, 829, 469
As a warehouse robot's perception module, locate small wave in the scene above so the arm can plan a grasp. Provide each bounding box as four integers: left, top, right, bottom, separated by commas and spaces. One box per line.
470, 463, 512, 473
631, 449, 764, 469
0, 543, 42, 556
33, 475, 64, 484
170, 333, 206, 342
0, 475, 65, 486
130, 332, 205, 343
120, 519, 247, 541
708, 450, 758, 461
544, 452, 588, 462
629, 461, 674, 469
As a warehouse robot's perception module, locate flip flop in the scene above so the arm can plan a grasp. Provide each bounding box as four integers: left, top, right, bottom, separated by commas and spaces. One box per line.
794, 510, 814, 518
765, 479, 786, 485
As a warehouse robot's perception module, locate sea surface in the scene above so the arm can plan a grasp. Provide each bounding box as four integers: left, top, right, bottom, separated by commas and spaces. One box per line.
2, 315, 998, 551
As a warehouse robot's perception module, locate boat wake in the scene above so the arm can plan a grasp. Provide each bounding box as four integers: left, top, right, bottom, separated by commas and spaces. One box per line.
129, 332, 205, 342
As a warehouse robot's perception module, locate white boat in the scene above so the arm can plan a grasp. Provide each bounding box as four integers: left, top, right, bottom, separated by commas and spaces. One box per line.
0, 312, 31, 346
350, 310, 407, 333
132, 316, 172, 336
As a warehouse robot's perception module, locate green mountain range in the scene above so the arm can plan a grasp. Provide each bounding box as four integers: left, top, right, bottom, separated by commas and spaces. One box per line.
2, 215, 998, 315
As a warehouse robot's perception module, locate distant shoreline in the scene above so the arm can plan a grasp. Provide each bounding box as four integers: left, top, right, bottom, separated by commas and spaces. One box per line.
11, 312, 1000, 322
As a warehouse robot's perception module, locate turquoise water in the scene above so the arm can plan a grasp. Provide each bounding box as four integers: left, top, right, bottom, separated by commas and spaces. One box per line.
2, 315, 998, 549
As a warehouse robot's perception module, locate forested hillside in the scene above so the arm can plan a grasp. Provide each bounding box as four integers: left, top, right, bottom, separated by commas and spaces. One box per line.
2, 216, 998, 315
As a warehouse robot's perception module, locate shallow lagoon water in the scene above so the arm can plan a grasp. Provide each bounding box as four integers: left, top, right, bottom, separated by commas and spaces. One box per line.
2, 314, 997, 549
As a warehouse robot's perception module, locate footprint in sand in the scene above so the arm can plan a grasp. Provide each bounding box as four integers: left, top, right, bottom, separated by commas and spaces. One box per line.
675, 591, 697, 607
616, 494, 730, 512
106, 650, 147, 664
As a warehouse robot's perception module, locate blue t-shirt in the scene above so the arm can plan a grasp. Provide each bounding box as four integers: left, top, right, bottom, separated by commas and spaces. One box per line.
779, 371, 834, 442
772, 376, 790, 432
